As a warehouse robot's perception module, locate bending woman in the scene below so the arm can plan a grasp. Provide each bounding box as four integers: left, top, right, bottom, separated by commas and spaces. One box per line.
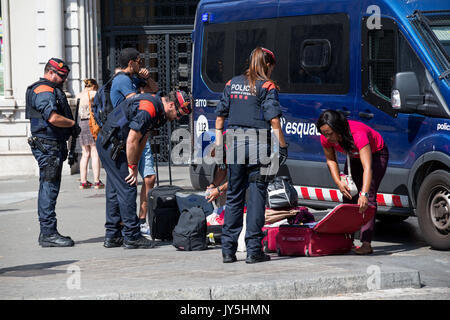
317, 109, 389, 255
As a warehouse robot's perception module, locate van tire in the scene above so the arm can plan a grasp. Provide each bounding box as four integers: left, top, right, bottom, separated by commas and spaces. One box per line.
417, 170, 450, 250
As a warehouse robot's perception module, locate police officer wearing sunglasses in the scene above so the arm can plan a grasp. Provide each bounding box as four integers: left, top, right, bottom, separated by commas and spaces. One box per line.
26, 58, 81, 247
97, 91, 192, 249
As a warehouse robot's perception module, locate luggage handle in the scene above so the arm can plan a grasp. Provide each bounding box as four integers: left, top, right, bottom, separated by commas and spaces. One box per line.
282, 236, 305, 242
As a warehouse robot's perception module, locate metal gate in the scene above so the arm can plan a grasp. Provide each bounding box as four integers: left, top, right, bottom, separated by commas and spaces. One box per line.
100, 0, 197, 163
102, 31, 193, 163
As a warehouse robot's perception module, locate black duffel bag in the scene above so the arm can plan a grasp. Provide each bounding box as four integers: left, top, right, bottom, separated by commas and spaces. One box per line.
266, 176, 298, 208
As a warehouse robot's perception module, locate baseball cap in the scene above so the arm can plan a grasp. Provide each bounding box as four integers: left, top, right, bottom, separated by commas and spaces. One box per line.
175, 91, 192, 115
48, 58, 70, 76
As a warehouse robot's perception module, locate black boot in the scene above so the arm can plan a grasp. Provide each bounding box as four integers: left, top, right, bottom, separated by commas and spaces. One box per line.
123, 235, 156, 249
246, 252, 271, 264
39, 232, 75, 247
222, 253, 237, 263
103, 237, 124, 248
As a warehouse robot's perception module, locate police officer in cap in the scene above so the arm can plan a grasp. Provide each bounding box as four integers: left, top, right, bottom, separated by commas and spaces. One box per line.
26, 58, 81, 247
98, 91, 192, 249
215, 47, 288, 263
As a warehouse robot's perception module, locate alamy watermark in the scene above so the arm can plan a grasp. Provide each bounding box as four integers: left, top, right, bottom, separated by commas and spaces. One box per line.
66, 265, 81, 290
366, 265, 381, 290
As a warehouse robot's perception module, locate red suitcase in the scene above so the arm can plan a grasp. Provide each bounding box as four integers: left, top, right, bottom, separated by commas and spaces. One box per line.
276, 204, 376, 257
262, 226, 280, 253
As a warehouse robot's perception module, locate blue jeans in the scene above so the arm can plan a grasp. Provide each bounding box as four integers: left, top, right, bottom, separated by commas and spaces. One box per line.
30, 138, 67, 235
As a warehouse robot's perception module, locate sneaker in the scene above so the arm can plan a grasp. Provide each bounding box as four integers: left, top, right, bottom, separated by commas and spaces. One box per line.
123, 235, 156, 249
94, 180, 105, 189
79, 181, 92, 189
140, 222, 151, 239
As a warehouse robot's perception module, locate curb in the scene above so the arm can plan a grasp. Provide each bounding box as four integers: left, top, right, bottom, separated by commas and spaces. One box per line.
42, 269, 421, 300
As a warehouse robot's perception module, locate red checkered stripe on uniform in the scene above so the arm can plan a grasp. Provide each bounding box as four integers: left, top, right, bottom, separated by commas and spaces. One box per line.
293, 186, 410, 208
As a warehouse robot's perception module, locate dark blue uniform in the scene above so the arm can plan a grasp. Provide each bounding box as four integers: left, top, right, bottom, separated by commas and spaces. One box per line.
216, 74, 282, 258
96, 93, 166, 241
26, 79, 73, 236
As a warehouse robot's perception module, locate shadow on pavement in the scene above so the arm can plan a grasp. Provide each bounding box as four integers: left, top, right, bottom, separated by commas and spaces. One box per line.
0, 260, 78, 277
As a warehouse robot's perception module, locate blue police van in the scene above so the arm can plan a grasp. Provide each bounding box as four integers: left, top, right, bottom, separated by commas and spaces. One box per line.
188, 0, 450, 250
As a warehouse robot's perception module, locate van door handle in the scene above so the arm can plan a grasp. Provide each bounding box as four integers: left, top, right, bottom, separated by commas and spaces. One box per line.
206, 100, 219, 108
337, 109, 351, 116
359, 112, 374, 119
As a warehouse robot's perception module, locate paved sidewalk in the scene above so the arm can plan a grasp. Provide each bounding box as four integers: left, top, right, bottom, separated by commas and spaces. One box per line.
0, 166, 426, 299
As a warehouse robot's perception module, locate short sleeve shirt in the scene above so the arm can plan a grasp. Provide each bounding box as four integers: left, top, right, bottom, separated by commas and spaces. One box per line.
320, 120, 385, 157
110, 73, 146, 108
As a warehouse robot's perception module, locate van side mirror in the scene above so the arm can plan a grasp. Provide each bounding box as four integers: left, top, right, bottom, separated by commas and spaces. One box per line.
391, 72, 424, 113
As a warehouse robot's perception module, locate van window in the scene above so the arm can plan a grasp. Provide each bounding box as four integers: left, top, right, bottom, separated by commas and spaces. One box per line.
367, 29, 396, 100
205, 31, 226, 84
201, 19, 274, 92
234, 28, 267, 75
362, 17, 397, 115
362, 17, 430, 115
286, 13, 350, 94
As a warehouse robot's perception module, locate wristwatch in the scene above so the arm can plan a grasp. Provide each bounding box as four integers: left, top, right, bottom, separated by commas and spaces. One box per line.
359, 192, 369, 198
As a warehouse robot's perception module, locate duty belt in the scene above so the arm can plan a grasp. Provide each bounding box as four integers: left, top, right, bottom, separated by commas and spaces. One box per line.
27, 136, 65, 154
100, 128, 125, 161
34, 136, 65, 147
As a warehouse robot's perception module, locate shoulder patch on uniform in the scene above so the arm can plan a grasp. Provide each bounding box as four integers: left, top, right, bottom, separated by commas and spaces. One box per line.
138, 100, 156, 118
33, 85, 54, 94
262, 81, 275, 91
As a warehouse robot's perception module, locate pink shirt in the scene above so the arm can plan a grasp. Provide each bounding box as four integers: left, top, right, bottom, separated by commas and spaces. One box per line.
320, 120, 385, 158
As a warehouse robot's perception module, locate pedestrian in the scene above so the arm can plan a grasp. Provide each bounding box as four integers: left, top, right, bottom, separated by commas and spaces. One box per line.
75, 79, 104, 190
111, 47, 159, 239
97, 91, 192, 249
316, 109, 389, 255
25, 58, 81, 247
214, 47, 288, 264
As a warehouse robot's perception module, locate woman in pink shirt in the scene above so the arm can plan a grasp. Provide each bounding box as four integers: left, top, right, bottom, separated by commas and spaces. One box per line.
317, 109, 389, 255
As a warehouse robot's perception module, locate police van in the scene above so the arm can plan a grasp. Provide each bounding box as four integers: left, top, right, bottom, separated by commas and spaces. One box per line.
188, 0, 450, 250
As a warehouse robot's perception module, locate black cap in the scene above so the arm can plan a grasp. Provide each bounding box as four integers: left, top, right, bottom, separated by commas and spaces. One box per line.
118, 48, 140, 68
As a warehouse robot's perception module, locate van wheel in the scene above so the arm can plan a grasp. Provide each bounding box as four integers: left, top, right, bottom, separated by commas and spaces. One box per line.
417, 170, 450, 250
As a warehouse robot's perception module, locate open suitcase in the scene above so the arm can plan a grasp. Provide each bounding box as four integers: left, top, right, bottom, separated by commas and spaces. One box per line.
262, 226, 280, 253
276, 204, 376, 257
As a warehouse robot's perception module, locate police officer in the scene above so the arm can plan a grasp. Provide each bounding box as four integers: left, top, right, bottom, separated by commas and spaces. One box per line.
215, 47, 288, 263
26, 58, 81, 247
98, 91, 192, 249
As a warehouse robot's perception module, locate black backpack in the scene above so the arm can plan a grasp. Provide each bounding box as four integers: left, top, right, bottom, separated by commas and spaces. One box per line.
92, 72, 130, 128
172, 207, 207, 251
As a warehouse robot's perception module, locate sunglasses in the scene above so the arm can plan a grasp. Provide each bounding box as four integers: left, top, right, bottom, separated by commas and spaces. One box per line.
52, 69, 68, 80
